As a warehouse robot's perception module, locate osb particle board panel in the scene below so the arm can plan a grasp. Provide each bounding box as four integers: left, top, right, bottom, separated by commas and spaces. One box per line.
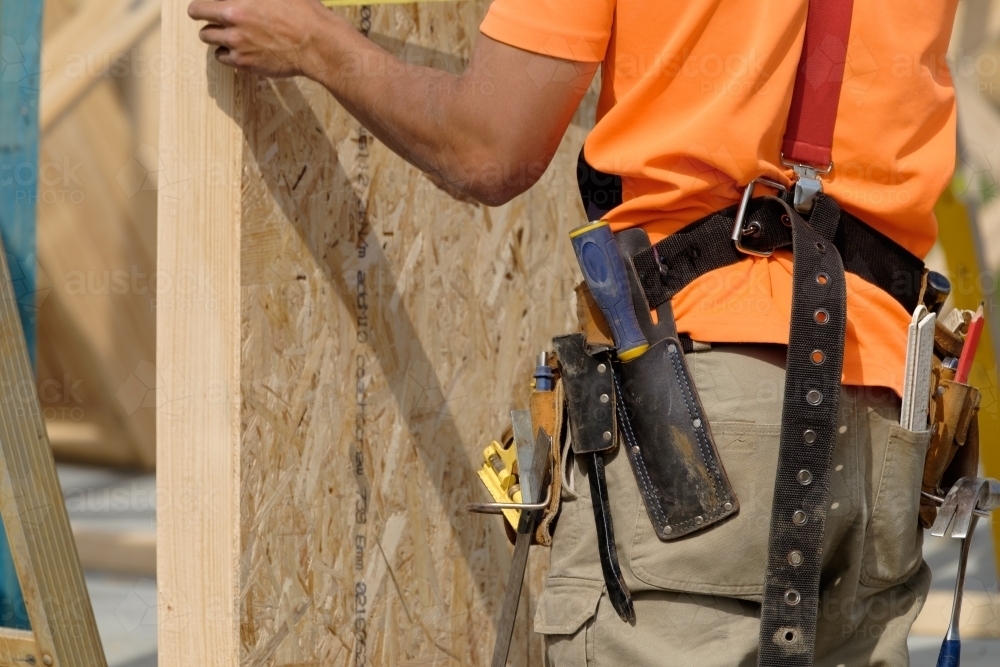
238, 5, 591, 666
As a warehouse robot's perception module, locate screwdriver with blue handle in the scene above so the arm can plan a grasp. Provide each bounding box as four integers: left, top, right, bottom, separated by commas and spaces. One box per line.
569, 220, 649, 361
567, 219, 647, 624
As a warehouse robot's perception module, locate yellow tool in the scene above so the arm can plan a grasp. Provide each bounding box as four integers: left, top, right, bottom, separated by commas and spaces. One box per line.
477, 440, 522, 529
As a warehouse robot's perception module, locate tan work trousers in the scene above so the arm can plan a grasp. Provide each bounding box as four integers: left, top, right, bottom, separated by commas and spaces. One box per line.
538, 344, 932, 666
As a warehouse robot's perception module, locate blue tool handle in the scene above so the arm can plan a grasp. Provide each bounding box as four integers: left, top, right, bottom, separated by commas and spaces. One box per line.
569, 222, 649, 361
936, 638, 960, 667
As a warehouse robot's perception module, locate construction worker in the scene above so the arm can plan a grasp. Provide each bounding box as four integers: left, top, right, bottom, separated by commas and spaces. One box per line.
188, 0, 960, 665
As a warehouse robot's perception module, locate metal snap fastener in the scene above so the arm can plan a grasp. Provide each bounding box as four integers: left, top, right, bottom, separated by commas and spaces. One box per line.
692, 418, 702, 428
806, 389, 823, 405
816, 272, 829, 285
792, 510, 807, 525
597, 363, 607, 374
784, 589, 801, 606
602, 431, 612, 442
787, 550, 804, 567
814, 308, 830, 324
797, 470, 813, 485
811, 349, 825, 364
803, 429, 817, 444
694, 516, 704, 525
600, 393, 610, 404
724, 502, 734, 512
668, 343, 677, 353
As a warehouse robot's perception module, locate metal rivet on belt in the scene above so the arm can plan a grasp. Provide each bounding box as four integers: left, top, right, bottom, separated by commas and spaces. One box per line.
597, 363, 607, 374
600, 393, 610, 404
780, 628, 799, 644
792, 510, 807, 525
724, 502, 733, 511
784, 589, 801, 606
631, 445, 640, 455
602, 431, 612, 442
814, 308, 830, 324
811, 349, 825, 364
806, 389, 823, 405
787, 550, 804, 567
803, 429, 817, 444
815, 241, 827, 253
667, 343, 676, 353
816, 272, 829, 286
781, 214, 791, 227
797, 469, 813, 485
663, 525, 672, 535
694, 515, 704, 525
692, 418, 702, 428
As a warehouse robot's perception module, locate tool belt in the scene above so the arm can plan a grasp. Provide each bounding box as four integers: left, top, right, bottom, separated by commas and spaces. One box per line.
556, 175, 927, 663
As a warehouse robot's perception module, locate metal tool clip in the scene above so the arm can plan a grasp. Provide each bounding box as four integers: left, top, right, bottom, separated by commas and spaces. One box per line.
731, 177, 787, 257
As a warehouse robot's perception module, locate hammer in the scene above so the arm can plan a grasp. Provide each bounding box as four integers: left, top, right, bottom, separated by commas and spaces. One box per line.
929, 477, 1000, 667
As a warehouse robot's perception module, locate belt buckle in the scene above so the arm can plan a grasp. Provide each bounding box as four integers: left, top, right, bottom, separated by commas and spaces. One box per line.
731, 177, 787, 257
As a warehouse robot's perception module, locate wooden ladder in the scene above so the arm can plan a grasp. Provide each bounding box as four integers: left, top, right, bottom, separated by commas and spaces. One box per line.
0, 243, 107, 666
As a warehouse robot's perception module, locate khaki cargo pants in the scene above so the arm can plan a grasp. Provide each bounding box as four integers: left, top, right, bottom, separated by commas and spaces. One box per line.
539, 344, 931, 666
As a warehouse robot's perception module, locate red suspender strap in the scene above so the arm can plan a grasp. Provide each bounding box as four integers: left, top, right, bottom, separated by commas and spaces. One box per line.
781, 0, 856, 168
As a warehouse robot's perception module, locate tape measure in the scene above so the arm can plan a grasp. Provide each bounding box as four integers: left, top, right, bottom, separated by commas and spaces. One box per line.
477, 440, 522, 529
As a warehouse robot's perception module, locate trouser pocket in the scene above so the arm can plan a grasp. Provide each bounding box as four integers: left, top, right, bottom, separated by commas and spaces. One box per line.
535, 580, 603, 667
861, 424, 931, 587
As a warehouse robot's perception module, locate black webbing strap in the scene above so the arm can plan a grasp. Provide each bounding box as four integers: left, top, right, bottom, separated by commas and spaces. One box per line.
757, 198, 846, 665
629, 194, 923, 315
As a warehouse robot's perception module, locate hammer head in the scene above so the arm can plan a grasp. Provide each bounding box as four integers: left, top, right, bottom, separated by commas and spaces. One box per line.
930, 477, 999, 539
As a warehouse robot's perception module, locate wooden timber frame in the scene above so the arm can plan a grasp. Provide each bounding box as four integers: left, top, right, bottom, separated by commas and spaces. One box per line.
159, 1, 595, 665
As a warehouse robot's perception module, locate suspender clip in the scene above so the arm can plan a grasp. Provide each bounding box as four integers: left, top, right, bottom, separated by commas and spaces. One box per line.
782, 154, 833, 214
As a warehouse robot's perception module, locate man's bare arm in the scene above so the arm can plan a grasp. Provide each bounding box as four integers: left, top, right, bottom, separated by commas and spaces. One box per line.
188, 0, 598, 205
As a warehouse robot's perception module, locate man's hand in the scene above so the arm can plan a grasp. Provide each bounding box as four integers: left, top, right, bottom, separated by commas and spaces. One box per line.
188, 0, 333, 78
189, 0, 599, 205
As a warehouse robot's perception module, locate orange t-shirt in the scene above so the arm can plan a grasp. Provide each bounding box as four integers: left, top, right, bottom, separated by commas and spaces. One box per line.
481, 0, 958, 396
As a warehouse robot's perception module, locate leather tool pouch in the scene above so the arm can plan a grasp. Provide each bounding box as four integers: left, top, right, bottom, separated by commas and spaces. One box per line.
552, 333, 616, 458
493, 372, 566, 547
615, 335, 739, 539
560, 228, 740, 541
616, 228, 738, 539
919, 321, 982, 528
